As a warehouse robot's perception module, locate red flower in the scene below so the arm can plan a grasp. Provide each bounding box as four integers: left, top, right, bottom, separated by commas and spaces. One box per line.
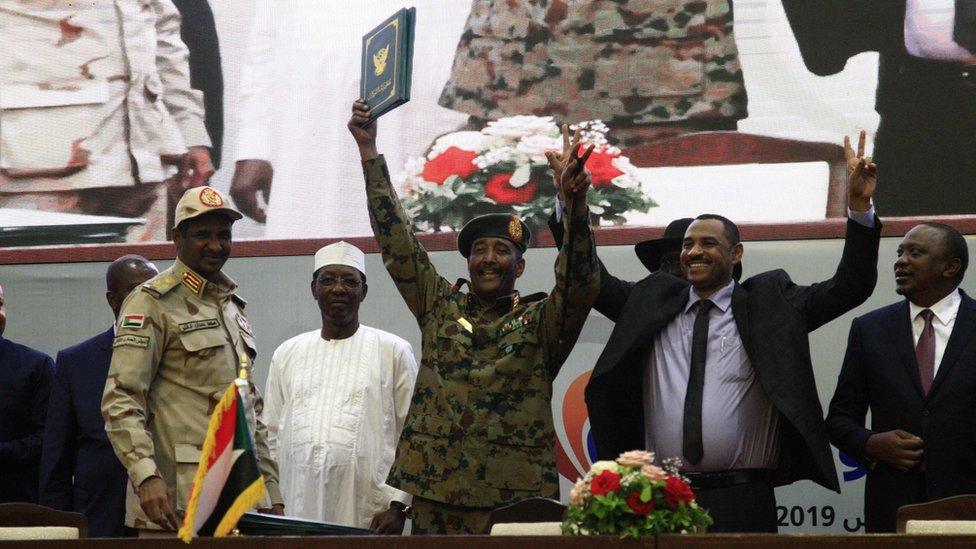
590, 470, 622, 496
484, 172, 539, 205
663, 476, 695, 509
580, 149, 624, 188
626, 492, 655, 515
422, 146, 478, 184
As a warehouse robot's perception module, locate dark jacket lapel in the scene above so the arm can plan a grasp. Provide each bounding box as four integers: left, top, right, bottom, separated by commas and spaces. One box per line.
928, 291, 976, 398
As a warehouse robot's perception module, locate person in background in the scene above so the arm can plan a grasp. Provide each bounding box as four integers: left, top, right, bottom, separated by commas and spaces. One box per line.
0, 283, 55, 503
263, 241, 418, 532
0, 0, 213, 241
40, 255, 159, 538
827, 222, 975, 532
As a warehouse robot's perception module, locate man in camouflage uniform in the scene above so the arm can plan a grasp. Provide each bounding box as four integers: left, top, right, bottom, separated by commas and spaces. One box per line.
102, 186, 283, 535
0, 0, 214, 241
349, 101, 600, 534
439, 0, 747, 146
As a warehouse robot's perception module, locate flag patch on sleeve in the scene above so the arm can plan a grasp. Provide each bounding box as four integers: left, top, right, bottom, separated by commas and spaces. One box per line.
121, 314, 145, 329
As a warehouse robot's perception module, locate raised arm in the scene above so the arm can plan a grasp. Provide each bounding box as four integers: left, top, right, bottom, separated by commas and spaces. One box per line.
545, 126, 633, 321
538, 127, 600, 376
348, 101, 451, 321
784, 130, 881, 330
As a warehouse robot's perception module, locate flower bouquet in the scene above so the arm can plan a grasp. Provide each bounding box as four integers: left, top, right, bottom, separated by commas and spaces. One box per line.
562, 450, 711, 537
400, 116, 655, 234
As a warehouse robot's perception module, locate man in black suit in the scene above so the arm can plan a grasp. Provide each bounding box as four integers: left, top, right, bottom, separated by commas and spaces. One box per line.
0, 283, 54, 504
39, 256, 158, 537
782, 0, 976, 216
826, 222, 973, 532
549, 132, 882, 532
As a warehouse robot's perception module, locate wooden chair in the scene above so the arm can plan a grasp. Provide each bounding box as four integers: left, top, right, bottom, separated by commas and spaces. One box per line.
0, 502, 88, 539
488, 497, 566, 535
622, 131, 849, 218
896, 494, 976, 533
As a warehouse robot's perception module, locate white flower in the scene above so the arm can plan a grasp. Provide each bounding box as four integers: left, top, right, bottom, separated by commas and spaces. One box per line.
428, 131, 494, 156
482, 115, 556, 139
474, 146, 520, 169
590, 460, 619, 474
516, 133, 563, 161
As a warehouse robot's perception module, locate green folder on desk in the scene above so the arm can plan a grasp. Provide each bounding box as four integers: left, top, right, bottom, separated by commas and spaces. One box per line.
360, 7, 415, 119
236, 512, 375, 536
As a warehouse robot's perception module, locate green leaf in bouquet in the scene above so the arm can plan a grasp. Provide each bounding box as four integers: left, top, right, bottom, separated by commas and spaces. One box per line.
640, 485, 652, 502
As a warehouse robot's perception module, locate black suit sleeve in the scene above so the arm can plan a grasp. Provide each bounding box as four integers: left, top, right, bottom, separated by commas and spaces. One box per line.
171, 0, 224, 168
39, 352, 77, 511
0, 354, 53, 461
782, 0, 905, 76
547, 211, 634, 321
782, 218, 881, 332
826, 318, 875, 466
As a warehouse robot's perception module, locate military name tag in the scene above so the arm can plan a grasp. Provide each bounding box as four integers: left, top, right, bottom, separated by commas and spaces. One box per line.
113, 334, 149, 349
179, 318, 220, 333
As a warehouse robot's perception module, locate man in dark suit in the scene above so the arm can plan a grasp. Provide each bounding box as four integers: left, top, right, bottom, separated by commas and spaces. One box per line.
0, 283, 55, 504
551, 132, 882, 532
782, 0, 976, 216
39, 256, 158, 537
826, 222, 973, 532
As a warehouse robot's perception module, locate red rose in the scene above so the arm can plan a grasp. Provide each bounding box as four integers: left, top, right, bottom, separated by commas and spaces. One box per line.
580, 149, 624, 188
663, 475, 695, 509
626, 492, 655, 515
590, 470, 622, 496
484, 172, 539, 205
422, 146, 478, 184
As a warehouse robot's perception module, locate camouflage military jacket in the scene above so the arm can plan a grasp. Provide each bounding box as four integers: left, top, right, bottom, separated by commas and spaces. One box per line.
102, 259, 281, 530
363, 156, 599, 508
439, 0, 747, 126
0, 0, 209, 193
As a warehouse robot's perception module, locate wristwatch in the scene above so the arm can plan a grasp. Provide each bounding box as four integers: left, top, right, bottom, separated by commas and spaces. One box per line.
390, 500, 413, 519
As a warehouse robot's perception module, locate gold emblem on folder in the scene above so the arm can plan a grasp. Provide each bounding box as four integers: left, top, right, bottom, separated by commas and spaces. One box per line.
373, 44, 390, 76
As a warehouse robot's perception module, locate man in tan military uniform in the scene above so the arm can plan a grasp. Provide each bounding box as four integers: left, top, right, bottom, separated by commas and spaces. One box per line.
350, 101, 600, 534
439, 0, 746, 146
102, 186, 283, 535
0, 0, 213, 241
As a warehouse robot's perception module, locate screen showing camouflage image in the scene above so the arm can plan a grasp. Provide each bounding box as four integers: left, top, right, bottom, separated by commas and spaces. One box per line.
1, 0, 972, 245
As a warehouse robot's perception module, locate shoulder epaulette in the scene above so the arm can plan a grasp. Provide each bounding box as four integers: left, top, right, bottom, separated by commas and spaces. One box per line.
140, 269, 181, 298
232, 293, 248, 308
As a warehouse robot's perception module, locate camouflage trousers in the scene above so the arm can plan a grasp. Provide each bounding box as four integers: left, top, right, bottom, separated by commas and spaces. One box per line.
0, 178, 180, 242
410, 496, 493, 535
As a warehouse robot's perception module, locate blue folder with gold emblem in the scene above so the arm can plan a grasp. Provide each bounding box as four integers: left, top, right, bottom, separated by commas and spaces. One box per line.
360, 7, 415, 119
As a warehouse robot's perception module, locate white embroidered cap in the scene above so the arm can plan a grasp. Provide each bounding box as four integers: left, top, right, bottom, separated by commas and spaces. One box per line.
313, 241, 366, 276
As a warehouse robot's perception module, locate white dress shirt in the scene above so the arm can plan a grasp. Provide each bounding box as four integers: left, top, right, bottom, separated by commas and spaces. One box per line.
909, 288, 962, 375
262, 326, 418, 528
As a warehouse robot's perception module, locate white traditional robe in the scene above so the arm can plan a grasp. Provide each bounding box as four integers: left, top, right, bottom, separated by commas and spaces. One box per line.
235, 0, 470, 238
263, 326, 418, 527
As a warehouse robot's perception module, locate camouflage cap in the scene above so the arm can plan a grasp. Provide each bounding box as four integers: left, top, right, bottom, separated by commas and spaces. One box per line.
457, 213, 531, 258
173, 186, 243, 228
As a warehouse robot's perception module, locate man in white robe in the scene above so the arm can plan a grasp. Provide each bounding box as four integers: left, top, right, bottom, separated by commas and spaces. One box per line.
262, 241, 418, 531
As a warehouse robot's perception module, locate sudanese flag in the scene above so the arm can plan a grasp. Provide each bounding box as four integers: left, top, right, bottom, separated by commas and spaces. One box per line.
179, 384, 266, 541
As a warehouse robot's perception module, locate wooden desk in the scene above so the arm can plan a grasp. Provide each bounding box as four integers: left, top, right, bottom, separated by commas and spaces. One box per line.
2, 535, 976, 548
